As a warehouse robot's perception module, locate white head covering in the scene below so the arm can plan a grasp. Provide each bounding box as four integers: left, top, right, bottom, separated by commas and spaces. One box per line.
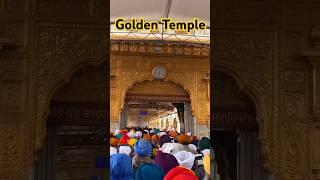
188, 144, 197, 152
119, 146, 132, 156
174, 151, 195, 169
110, 147, 117, 156
135, 131, 142, 139
115, 129, 120, 135
161, 143, 184, 155
157, 132, 167, 138
187, 132, 192, 136
144, 130, 149, 134
150, 129, 155, 134
127, 130, 136, 138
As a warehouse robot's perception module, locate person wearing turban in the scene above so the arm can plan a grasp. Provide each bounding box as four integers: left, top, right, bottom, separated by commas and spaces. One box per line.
161, 143, 184, 155
164, 166, 198, 180
118, 145, 133, 157
155, 150, 179, 175
135, 131, 142, 139
158, 135, 171, 148
119, 134, 130, 145
199, 137, 211, 153
127, 130, 136, 138
135, 163, 165, 180
133, 139, 153, 169
110, 137, 119, 147
110, 154, 134, 180
174, 151, 195, 170
143, 134, 151, 141
177, 134, 197, 154
110, 137, 119, 157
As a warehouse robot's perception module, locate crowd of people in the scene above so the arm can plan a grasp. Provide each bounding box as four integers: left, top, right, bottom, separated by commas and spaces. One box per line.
109, 126, 215, 180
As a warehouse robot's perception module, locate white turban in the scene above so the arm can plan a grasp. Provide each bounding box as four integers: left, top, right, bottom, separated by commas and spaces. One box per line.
127, 130, 136, 138
144, 130, 149, 134
115, 129, 120, 135
110, 147, 117, 156
161, 143, 184, 155
119, 146, 132, 156
157, 132, 167, 138
174, 151, 195, 169
135, 131, 142, 139
188, 144, 197, 152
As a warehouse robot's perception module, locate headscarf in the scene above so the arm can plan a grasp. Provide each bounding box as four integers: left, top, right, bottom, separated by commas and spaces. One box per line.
158, 135, 171, 147
164, 166, 198, 180
177, 134, 192, 145
199, 137, 211, 151
188, 144, 197, 152
134, 139, 152, 157
161, 143, 184, 155
155, 150, 179, 175
110, 154, 134, 180
135, 163, 165, 180
174, 151, 195, 169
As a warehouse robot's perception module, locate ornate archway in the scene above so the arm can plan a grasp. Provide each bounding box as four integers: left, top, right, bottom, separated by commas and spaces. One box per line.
110, 42, 210, 136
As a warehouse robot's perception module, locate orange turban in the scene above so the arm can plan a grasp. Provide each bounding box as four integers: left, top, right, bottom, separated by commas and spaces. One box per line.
110, 137, 119, 147
143, 134, 151, 141
151, 134, 159, 143
170, 131, 178, 138
177, 134, 192, 145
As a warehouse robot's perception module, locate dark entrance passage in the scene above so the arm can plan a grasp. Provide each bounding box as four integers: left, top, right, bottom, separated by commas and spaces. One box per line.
213, 71, 269, 180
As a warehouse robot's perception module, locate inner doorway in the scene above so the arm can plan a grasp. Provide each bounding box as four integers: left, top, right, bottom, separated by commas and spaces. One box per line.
34, 64, 107, 180
213, 71, 269, 180
120, 80, 194, 134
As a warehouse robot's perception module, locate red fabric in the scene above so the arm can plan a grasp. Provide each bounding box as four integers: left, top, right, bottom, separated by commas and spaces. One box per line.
118, 134, 129, 145
164, 166, 198, 180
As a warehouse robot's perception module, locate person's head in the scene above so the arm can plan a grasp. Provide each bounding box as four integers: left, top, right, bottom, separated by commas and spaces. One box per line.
158, 135, 171, 147
110, 137, 119, 147
143, 134, 151, 141
134, 139, 152, 157
199, 137, 211, 151
174, 151, 195, 169
164, 166, 198, 180
151, 134, 159, 144
110, 154, 134, 180
177, 134, 192, 145
119, 134, 129, 145
135, 163, 165, 180
155, 151, 179, 175
118, 145, 132, 156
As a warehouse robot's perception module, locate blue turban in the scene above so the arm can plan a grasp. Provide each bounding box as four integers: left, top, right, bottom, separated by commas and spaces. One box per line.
135, 163, 165, 180
134, 139, 152, 157
110, 154, 134, 180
